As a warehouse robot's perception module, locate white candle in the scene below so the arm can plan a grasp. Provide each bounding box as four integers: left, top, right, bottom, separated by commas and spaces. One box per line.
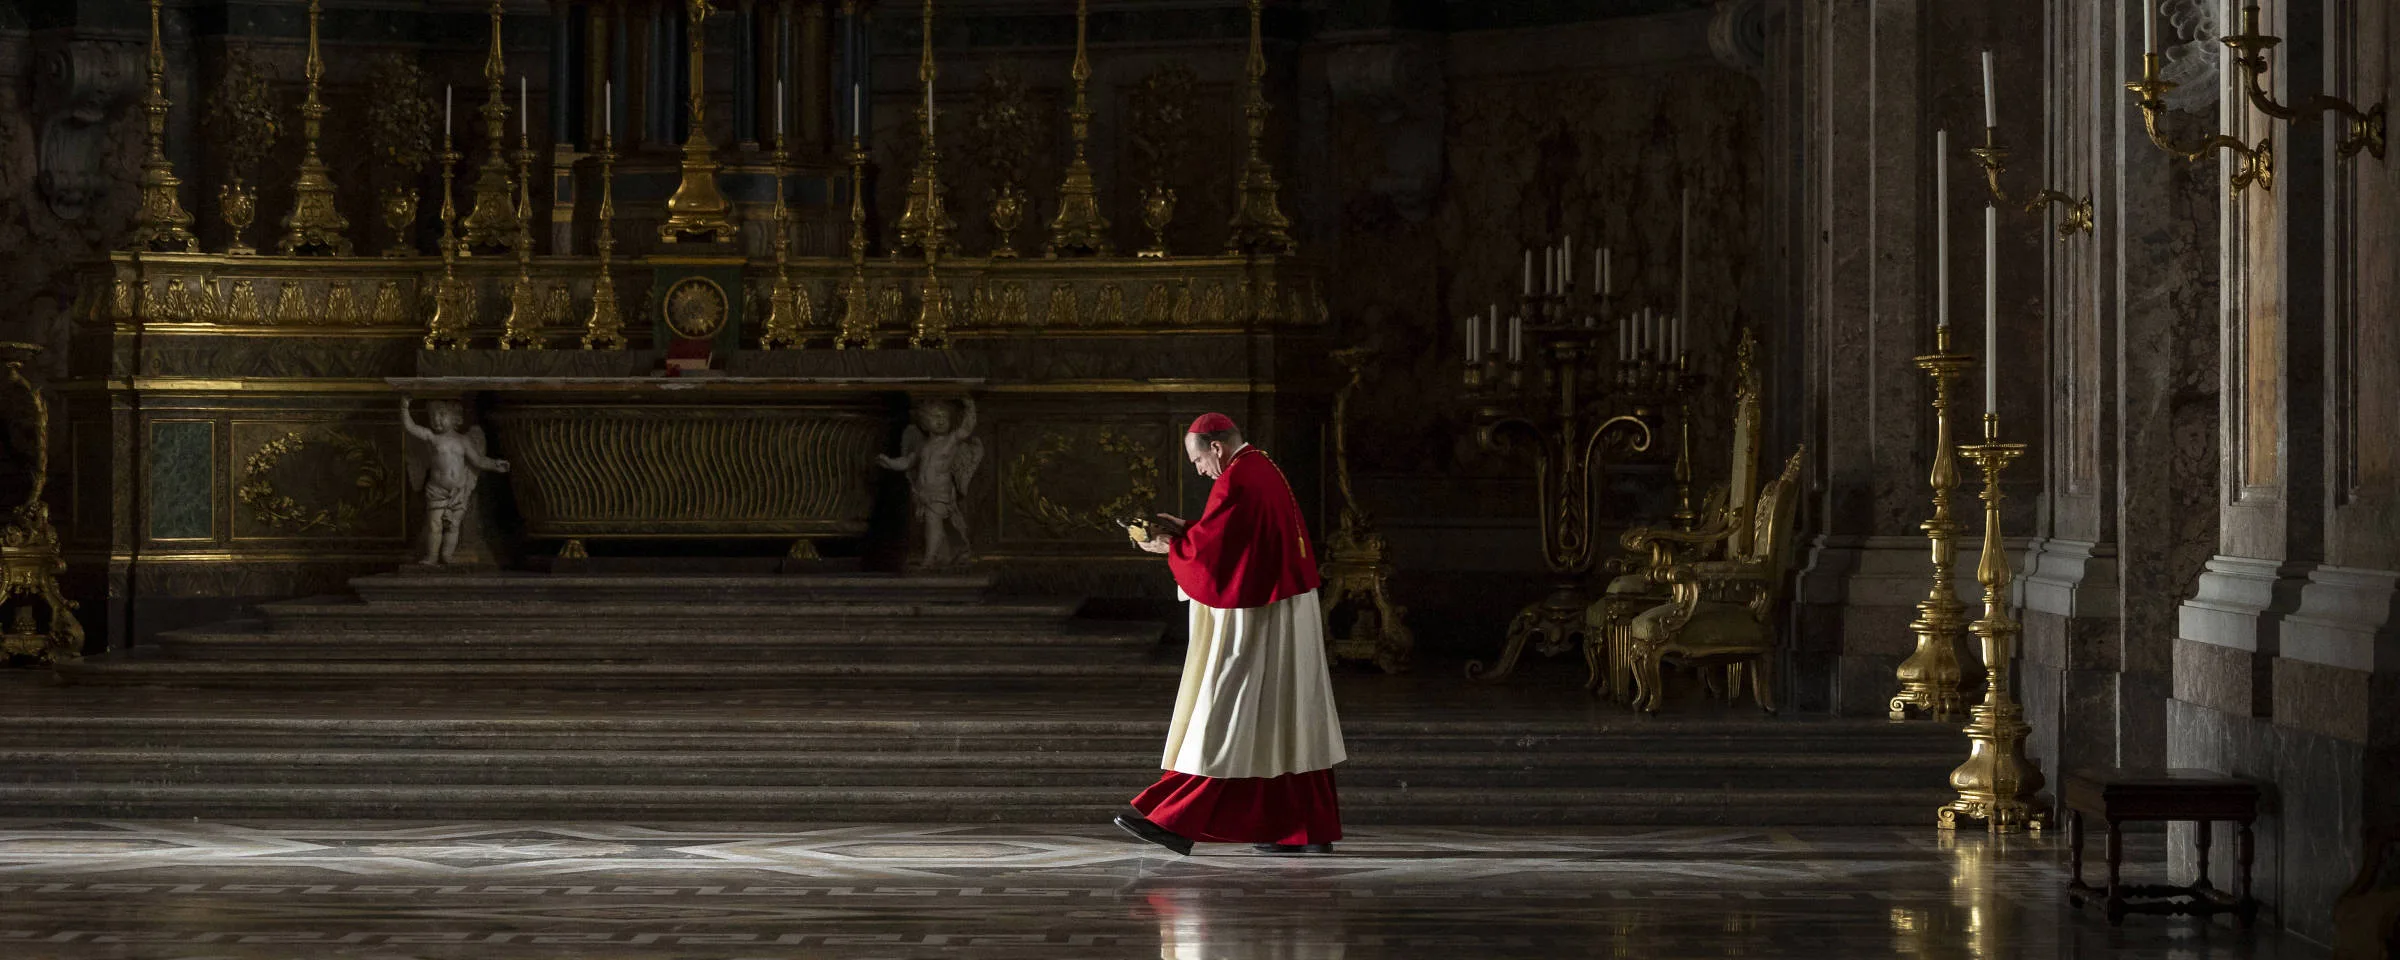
521, 76, 528, 139
445, 85, 453, 138
852, 83, 862, 138
604, 81, 613, 138
1937, 128, 1950, 329
1599, 247, 1610, 296
2142, 0, 2156, 54
778, 79, 786, 137
1467, 315, 1479, 362
1678, 188, 1691, 332
1984, 203, 1998, 414
1509, 315, 1523, 363
1522, 250, 1533, 295
1981, 51, 1996, 128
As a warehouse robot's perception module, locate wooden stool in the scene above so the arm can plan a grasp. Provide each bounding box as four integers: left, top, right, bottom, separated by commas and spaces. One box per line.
2064, 768, 2261, 928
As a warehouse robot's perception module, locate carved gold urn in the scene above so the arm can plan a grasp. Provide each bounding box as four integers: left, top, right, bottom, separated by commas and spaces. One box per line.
988, 182, 1026, 258
381, 185, 418, 257
219, 179, 257, 255
1139, 183, 1177, 258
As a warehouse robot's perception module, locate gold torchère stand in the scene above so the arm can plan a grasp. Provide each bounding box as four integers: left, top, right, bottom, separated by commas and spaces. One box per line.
2221, 2, 2384, 160
2126, 53, 2272, 195
1891, 327, 1974, 722
1044, 0, 1110, 257
1968, 127, 2093, 240
835, 138, 879, 349
759, 138, 805, 349
462, 0, 526, 252
1939, 414, 2047, 833
1224, 0, 1294, 256
893, 0, 953, 257
279, 0, 351, 255
0, 342, 83, 665
581, 136, 626, 349
659, 0, 737, 243
424, 142, 469, 350
1321, 345, 1412, 674
498, 134, 542, 349
130, 0, 196, 253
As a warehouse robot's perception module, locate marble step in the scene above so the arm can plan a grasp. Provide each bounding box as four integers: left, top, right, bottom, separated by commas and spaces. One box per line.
0, 746, 1961, 790
151, 623, 1168, 663
53, 655, 1187, 688
346, 572, 1001, 606
0, 782, 1962, 825
256, 599, 1090, 632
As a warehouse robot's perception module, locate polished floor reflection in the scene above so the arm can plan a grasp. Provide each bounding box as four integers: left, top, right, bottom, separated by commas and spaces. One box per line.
0, 820, 2317, 959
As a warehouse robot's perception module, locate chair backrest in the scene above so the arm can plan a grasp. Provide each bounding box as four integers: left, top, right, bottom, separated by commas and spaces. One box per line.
1722, 329, 1766, 557
1746, 448, 1807, 593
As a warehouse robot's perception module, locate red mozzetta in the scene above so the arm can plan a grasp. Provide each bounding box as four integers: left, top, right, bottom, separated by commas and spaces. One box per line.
1166, 446, 1322, 609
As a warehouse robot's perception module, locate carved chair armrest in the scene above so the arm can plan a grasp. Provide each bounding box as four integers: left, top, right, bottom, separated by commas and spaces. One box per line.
2345, 825, 2400, 899
1662, 559, 1777, 615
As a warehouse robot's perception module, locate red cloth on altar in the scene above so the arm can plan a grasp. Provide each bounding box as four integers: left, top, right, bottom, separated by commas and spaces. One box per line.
1131, 769, 1343, 845
1167, 447, 1321, 609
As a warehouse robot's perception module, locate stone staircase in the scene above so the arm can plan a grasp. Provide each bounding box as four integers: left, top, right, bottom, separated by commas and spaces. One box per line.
5, 572, 1973, 826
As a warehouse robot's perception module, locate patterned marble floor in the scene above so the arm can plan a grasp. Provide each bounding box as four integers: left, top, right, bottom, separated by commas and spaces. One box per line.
0, 820, 2318, 959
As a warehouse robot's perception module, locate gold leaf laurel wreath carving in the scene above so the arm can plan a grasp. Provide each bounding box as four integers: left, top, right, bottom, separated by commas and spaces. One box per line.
237, 431, 397, 534
1005, 429, 1159, 533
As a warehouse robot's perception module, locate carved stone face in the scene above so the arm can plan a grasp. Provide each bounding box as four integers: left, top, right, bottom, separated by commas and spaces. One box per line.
916, 403, 952, 436
428, 401, 464, 433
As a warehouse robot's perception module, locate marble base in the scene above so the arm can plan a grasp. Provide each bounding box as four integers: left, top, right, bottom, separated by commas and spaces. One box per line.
2167, 696, 2366, 946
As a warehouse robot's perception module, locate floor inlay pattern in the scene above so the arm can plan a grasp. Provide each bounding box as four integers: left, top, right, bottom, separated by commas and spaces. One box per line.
0, 821, 2317, 959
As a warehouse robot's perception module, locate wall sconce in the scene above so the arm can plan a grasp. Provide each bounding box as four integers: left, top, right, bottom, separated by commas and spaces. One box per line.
2126, 52, 2273, 195
1967, 127, 2095, 240
2219, 2, 2386, 160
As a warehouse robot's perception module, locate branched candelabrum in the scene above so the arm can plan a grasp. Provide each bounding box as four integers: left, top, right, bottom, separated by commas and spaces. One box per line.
2220, 2, 2384, 161
2125, 52, 2272, 195
1968, 126, 2093, 240
1462, 290, 1689, 683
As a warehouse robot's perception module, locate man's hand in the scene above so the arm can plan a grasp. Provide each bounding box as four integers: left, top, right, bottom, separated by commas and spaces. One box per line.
1136, 535, 1173, 555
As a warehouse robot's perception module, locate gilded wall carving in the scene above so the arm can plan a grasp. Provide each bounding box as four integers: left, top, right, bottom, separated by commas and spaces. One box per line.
230, 423, 404, 540
1002, 426, 1160, 540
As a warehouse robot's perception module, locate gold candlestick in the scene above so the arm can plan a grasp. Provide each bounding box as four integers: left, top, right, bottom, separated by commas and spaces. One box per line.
497, 135, 541, 349
2125, 52, 2272, 195
1044, 0, 1110, 256
581, 135, 625, 350
280, 0, 351, 254
836, 138, 878, 349
1892, 326, 1973, 722
130, 0, 196, 253
424, 142, 468, 350
461, 0, 524, 253
0, 342, 84, 664
1938, 413, 2047, 834
893, 0, 952, 257
760, 137, 805, 349
1968, 126, 2093, 240
658, 0, 737, 243
2220, 2, 2384, 160
1224, 0, 1294, 256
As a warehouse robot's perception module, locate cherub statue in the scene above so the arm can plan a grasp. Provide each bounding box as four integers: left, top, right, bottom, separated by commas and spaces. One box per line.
401, 398, 509, 566
875, 396, 983, 568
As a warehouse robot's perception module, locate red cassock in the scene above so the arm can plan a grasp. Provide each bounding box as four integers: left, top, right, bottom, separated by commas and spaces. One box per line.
1131, 446, 1344, 845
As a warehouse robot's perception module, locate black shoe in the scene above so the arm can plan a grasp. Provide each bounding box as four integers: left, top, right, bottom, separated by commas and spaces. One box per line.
1250, 842, 1335, 854
1113, 815, 1193, 856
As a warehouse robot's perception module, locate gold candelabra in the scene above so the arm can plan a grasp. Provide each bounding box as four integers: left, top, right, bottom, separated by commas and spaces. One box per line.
659, 0, 737, 243
2220, 2, 2384, 160
130, 0, 196, 253
498, 124, 542, 349
581, 134, 626, 350
1462, 295, 1677, 682
759, 136, 806, 349
836, 138, 878, 349
1967, 126, 2093, 240
462, 0, 525, 252
280, 0, 350, 255
1891, 326, 1974, 723
894, 0, 953, 257
1224, 0, 1294, 256
1321, 345, 1413, 674
2125, 53, 2272, 195
1045, 0, 1111, 256
0, 341, 83, 665
1938, 413, 2047, 834
424, 136, 468, 350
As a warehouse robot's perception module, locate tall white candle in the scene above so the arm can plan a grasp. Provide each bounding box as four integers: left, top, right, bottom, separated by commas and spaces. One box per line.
852, 83, 862, 138
1522, 251, 1533, 295
1677, 188, 1691, 335
1467, 315, 1479, 362
604, 81, 612, 138
445, 85, 453, 138
777, 79, 786, 137
1601, 247, 1611, 296
1981, 51, 1996, 128
521, 77, 528, 139
1509, 315, 1523, 363
1936, 128, 1950, 329
1984, 203, 1999, 414
2142, 0, 2156, 54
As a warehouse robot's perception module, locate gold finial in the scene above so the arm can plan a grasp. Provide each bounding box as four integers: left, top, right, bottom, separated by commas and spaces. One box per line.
581, 133, 626, 349
1045, 0, 1110, 256
836, 138, 878, 349
280, 0, 351, 254
462, 0, 525, 252
893, 0, 952, 257
1225, 0, 1294, 256
130, 0, 196, 252
658, 0, 737, 242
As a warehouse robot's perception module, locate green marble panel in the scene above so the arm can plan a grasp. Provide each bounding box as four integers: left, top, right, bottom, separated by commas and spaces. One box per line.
148, 421, 215, 541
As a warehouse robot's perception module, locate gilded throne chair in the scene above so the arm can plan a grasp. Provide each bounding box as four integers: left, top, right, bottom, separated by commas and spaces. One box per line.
1586, 330, 1765, 699
1623, 447, 1804, 714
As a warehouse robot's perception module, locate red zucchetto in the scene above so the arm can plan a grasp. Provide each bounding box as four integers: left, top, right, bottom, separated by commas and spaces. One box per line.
1187, 413, 1239, 434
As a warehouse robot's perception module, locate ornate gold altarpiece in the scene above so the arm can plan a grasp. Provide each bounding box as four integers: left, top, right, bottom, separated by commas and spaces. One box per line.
52, 0, 1334, 649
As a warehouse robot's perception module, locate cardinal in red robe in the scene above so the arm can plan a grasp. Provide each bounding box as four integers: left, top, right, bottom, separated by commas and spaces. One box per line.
1114, 413, 1347, 856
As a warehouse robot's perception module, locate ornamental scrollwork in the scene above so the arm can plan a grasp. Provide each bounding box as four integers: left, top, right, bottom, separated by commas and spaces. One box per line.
1004, 428, 1159, 534
237, 430, 399, 534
